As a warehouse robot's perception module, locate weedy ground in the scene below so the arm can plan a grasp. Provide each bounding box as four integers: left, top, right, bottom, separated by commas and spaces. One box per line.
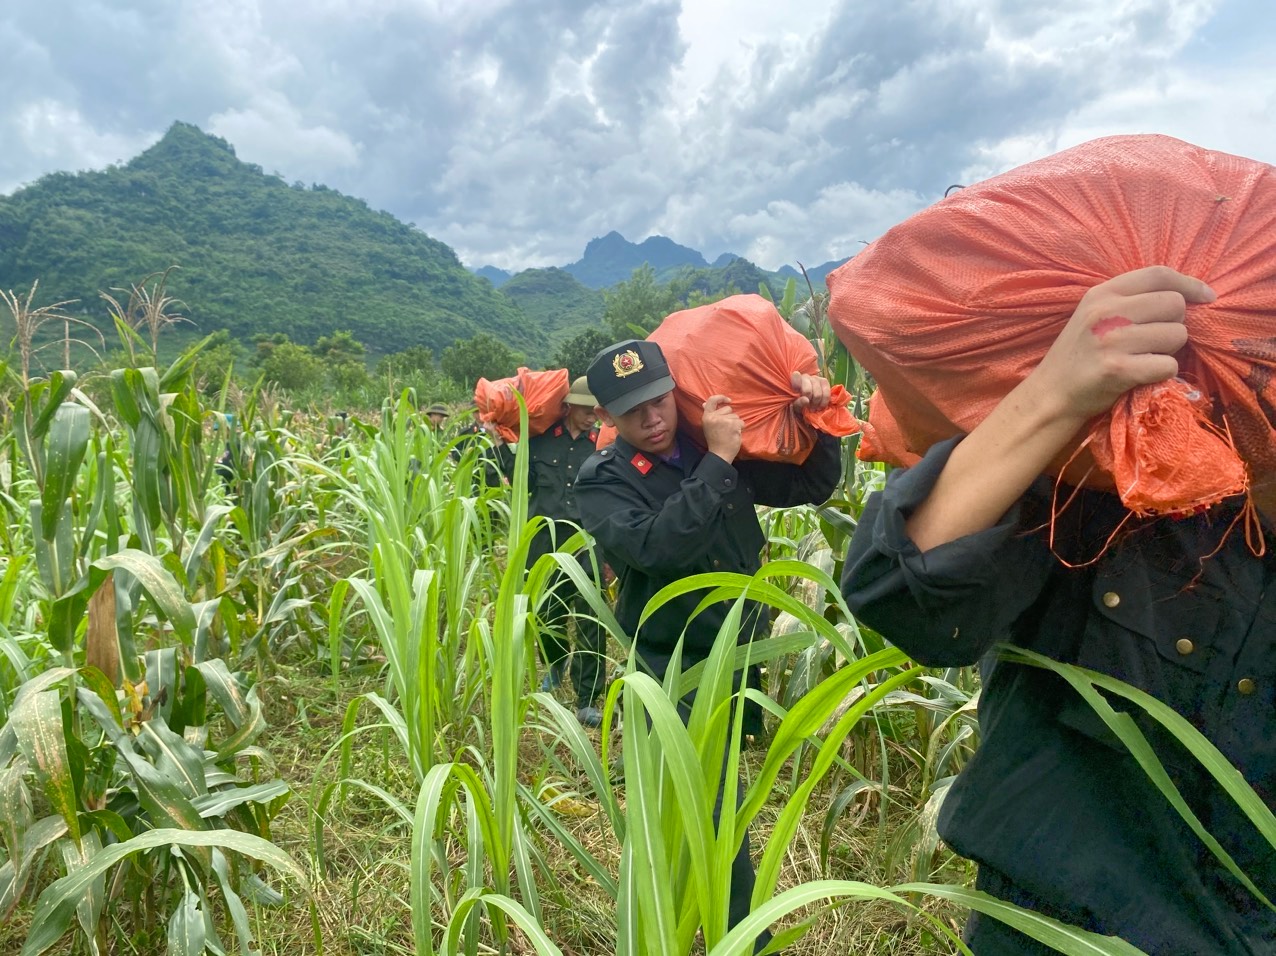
217, 668, 969, 956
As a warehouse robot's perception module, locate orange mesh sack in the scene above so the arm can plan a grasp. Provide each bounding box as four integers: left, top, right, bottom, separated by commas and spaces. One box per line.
827, 134, 1276, 516
474, 367, 570, 443
648, 294, 859, 463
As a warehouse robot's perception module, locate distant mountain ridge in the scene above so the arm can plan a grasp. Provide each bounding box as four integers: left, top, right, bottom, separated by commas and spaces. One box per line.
0, 121, 541, 358
564, 231, 709, 288
473, 233, 851, 294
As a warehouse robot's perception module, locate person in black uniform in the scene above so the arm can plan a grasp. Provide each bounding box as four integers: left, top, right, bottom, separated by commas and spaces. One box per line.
575, 339, 841, 948
840, 267, 1276, 953
494, 376, 609, 726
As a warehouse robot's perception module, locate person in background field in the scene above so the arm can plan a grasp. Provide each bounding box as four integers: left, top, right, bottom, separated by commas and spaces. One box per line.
213, 412, 239, 489
492, 376, 609, 727
575, 339, 841, 950
841, 266, 1276, 954
424, 402, 449, 431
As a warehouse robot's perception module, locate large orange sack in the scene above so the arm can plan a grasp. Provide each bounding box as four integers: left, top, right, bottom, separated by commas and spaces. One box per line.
474, 367, 570, 443
648, 294, 858, 463
828, 134, 1276, 516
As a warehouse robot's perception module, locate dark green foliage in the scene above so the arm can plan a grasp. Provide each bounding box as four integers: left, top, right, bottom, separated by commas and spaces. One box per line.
551, 328, 614, 380
499, 267, 604, 345
0, 122, 544, 361
602, 265, 680, 338
189, 329, 246, 392
253, 335, 326, 392
440, 332, 524, 391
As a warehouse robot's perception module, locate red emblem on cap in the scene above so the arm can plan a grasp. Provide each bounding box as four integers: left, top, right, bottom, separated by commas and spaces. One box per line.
630, 453, 653, 475
613, 349, 644, 378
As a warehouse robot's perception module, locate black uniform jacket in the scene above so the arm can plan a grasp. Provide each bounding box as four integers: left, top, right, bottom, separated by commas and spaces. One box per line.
842, 437, 1276, 954
577, 431, 841, 660
499, 418, 599, 561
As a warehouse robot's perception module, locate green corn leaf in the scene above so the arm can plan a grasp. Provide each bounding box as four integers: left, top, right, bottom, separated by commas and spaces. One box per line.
81, 809, 133, 845
211, 848, 256, 956
131, 420, 163, 548
193, 781, 289, 820
0, 763, 32, 874
620, 678, 679, 956
59, 829, 105, 955
895, 884, 1150, 956
40, 404, 90, 541
444, 889, 565, 956
326, 578, 351, 689
11, 690, 80, 845
193, 659, 250, 726
115, 746, 209, 837
411, 763, 456, 956
212, 689, 266, 761
138, 720, 209, 798
145, 648, 180, 726
167, 890, 207, 956
29, 499, 80, 601
0, 815, 68, 920
160, 333, 217, 391
183, 504, 232, 592
95, 550, 195, 646
109, 369, 142, 429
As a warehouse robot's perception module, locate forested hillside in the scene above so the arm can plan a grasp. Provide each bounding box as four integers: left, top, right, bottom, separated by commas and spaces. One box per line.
0, 122, 543, 358
498, 267, 605, 344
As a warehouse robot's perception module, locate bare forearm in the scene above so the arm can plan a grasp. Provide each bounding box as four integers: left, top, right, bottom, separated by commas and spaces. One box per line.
905, 377, 1087, 552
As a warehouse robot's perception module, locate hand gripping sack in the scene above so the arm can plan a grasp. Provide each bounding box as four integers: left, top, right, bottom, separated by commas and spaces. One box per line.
827, 134, 1276, 516
647, 294, 858, 463
474, 367, 570, 443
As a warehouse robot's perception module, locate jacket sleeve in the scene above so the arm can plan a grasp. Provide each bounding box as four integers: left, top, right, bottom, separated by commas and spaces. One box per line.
577, 453, 740, 576
841, 437, 1058, 666
741, 433, 843, 508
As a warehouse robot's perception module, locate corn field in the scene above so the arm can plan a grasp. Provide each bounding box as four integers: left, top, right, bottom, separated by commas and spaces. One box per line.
1, 320, 1270, 956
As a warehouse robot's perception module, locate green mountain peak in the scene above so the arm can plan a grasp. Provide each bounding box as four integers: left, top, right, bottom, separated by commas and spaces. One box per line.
0, 122, 543, 360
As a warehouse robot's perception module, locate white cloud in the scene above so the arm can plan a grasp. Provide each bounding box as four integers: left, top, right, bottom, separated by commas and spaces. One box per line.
209, 94, 363, 181
2, 100, 154, 190
2, 0, 1272, 275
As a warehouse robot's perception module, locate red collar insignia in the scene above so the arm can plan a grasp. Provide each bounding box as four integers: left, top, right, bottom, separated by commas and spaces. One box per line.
630, 453, 653, 475
553, 425, 563, 437
588, 428, 598, 443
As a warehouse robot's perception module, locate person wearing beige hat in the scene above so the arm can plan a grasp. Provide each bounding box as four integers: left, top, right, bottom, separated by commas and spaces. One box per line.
493, 375, 609, 726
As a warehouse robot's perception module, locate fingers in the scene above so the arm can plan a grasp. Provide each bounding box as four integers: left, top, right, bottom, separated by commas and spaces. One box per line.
1092, 288, 1192, 328
1120, 352, 1181, 388
1094, 266, 1216, 305
790, 372, 833, 411
703, 394, 732, 414
1101, 320, 1189, 357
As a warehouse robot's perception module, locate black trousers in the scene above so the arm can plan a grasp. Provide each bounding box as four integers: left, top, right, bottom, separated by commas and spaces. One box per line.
539, 552, 607, 709
641, 649, 772, 952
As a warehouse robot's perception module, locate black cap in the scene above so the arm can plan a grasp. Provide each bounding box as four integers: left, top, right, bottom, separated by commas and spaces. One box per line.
587, 339, 676, 416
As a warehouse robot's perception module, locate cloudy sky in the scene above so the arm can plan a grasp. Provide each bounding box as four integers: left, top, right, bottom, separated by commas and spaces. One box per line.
2, 0, 1273, 272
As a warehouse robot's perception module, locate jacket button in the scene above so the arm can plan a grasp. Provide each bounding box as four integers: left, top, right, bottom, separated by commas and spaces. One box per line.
712, 559, 721, 568
1238, 678, 1257, 695
1102, 591, 1120, 608
727, 503, 735, 511
1175, 639, 1194, 656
